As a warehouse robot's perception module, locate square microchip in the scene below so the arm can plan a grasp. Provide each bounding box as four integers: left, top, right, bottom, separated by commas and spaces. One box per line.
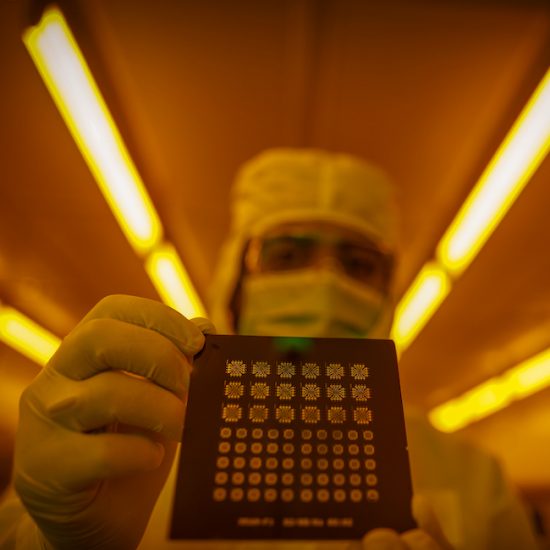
170, 335, 414, 541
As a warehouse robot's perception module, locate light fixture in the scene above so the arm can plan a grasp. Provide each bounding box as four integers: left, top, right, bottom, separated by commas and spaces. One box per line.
392, 69, 550, 350
0, 305, 60, 366
437, 69, 550, 277
24, 6, 207, 323
23, 7, 163, 256
145, 243, 206, 319
429, 347, 550, 432
391, 262, 451, 352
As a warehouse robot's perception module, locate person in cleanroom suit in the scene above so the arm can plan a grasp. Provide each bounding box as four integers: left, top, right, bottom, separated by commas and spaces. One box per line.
0, 149, 538, 550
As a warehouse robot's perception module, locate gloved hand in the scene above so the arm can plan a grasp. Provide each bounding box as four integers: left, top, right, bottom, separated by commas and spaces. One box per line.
13, 295, 214, 550
349, 495, 454, 550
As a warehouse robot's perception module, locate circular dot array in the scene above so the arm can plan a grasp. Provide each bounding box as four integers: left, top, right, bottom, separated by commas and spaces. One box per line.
217, 429, 373, 447
213, 486, 378, 503
213, 393, 378, 504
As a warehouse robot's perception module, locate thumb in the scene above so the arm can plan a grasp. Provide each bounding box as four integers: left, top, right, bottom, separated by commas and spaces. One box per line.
412, 495, 454, 549
190, 317, 217, 335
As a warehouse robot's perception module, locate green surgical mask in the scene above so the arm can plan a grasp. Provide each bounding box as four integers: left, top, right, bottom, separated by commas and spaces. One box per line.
237, 268, 387, 339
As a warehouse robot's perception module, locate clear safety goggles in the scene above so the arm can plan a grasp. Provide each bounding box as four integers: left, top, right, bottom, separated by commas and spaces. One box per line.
244, 225, 394, 293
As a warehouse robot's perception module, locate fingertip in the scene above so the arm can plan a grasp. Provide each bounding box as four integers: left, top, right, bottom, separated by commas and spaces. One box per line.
411, 494, 436, 531
91, 434, 167, 481
184, 318, 216, 356
121, 439, 165, 473
401, 529, 436, 548
362, 528, 406, 549
363, 528, 401, 540
191, 317, 217, 336
121, 438, 165, 473
411, 493, 427, 520
164, 407, 185, 442
149, 441, 166, 469
411, 494, 453, 549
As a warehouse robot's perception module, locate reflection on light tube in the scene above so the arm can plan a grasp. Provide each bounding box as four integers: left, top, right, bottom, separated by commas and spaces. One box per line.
391, 263, 451, 352
437, 69, 550, 276
146, 243, 206, 319
0, 306, 60, 366
430, 348, 550, 432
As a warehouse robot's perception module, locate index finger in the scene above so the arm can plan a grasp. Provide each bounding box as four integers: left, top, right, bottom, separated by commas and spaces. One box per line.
77, 294, 213, 357
49, 318, 192, 397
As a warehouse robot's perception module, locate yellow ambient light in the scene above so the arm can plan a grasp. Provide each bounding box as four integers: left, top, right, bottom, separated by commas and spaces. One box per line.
145, 243, 206, 319
391, 262, 451, 352
0, 306, 61, 366
429, 347, 550, 432
23, 7, 163, 256
436, 69, 550, 276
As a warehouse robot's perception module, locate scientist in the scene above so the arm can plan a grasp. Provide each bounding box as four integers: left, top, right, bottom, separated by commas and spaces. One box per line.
0, 149, 537, 549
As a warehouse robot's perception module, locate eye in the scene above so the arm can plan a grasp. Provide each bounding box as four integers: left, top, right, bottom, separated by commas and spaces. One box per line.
339, 245, 390, 289
260, 237, 313, 270
346, 254, 378, 276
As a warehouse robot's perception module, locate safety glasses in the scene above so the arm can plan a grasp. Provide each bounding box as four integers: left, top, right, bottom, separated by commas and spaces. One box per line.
245, 227, 394, 293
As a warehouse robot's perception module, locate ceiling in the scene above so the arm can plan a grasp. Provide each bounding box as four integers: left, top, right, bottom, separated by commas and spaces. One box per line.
1, 0, 549, 491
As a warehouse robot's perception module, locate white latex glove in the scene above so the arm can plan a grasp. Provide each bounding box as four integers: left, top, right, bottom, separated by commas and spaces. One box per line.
13, 295, 215, 550
349, 495, 454, 550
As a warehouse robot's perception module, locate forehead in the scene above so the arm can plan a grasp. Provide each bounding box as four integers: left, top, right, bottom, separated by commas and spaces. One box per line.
258, 221, 381, 249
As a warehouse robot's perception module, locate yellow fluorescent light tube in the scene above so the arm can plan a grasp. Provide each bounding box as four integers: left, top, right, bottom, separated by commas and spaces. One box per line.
0, 306, 60, 366
23, 7, 162, 256
437, 69, 550, 276
429, 347, 550, 433
391, 262, 451, 352
393, 69, 550, 350
146, 243, 206, 319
